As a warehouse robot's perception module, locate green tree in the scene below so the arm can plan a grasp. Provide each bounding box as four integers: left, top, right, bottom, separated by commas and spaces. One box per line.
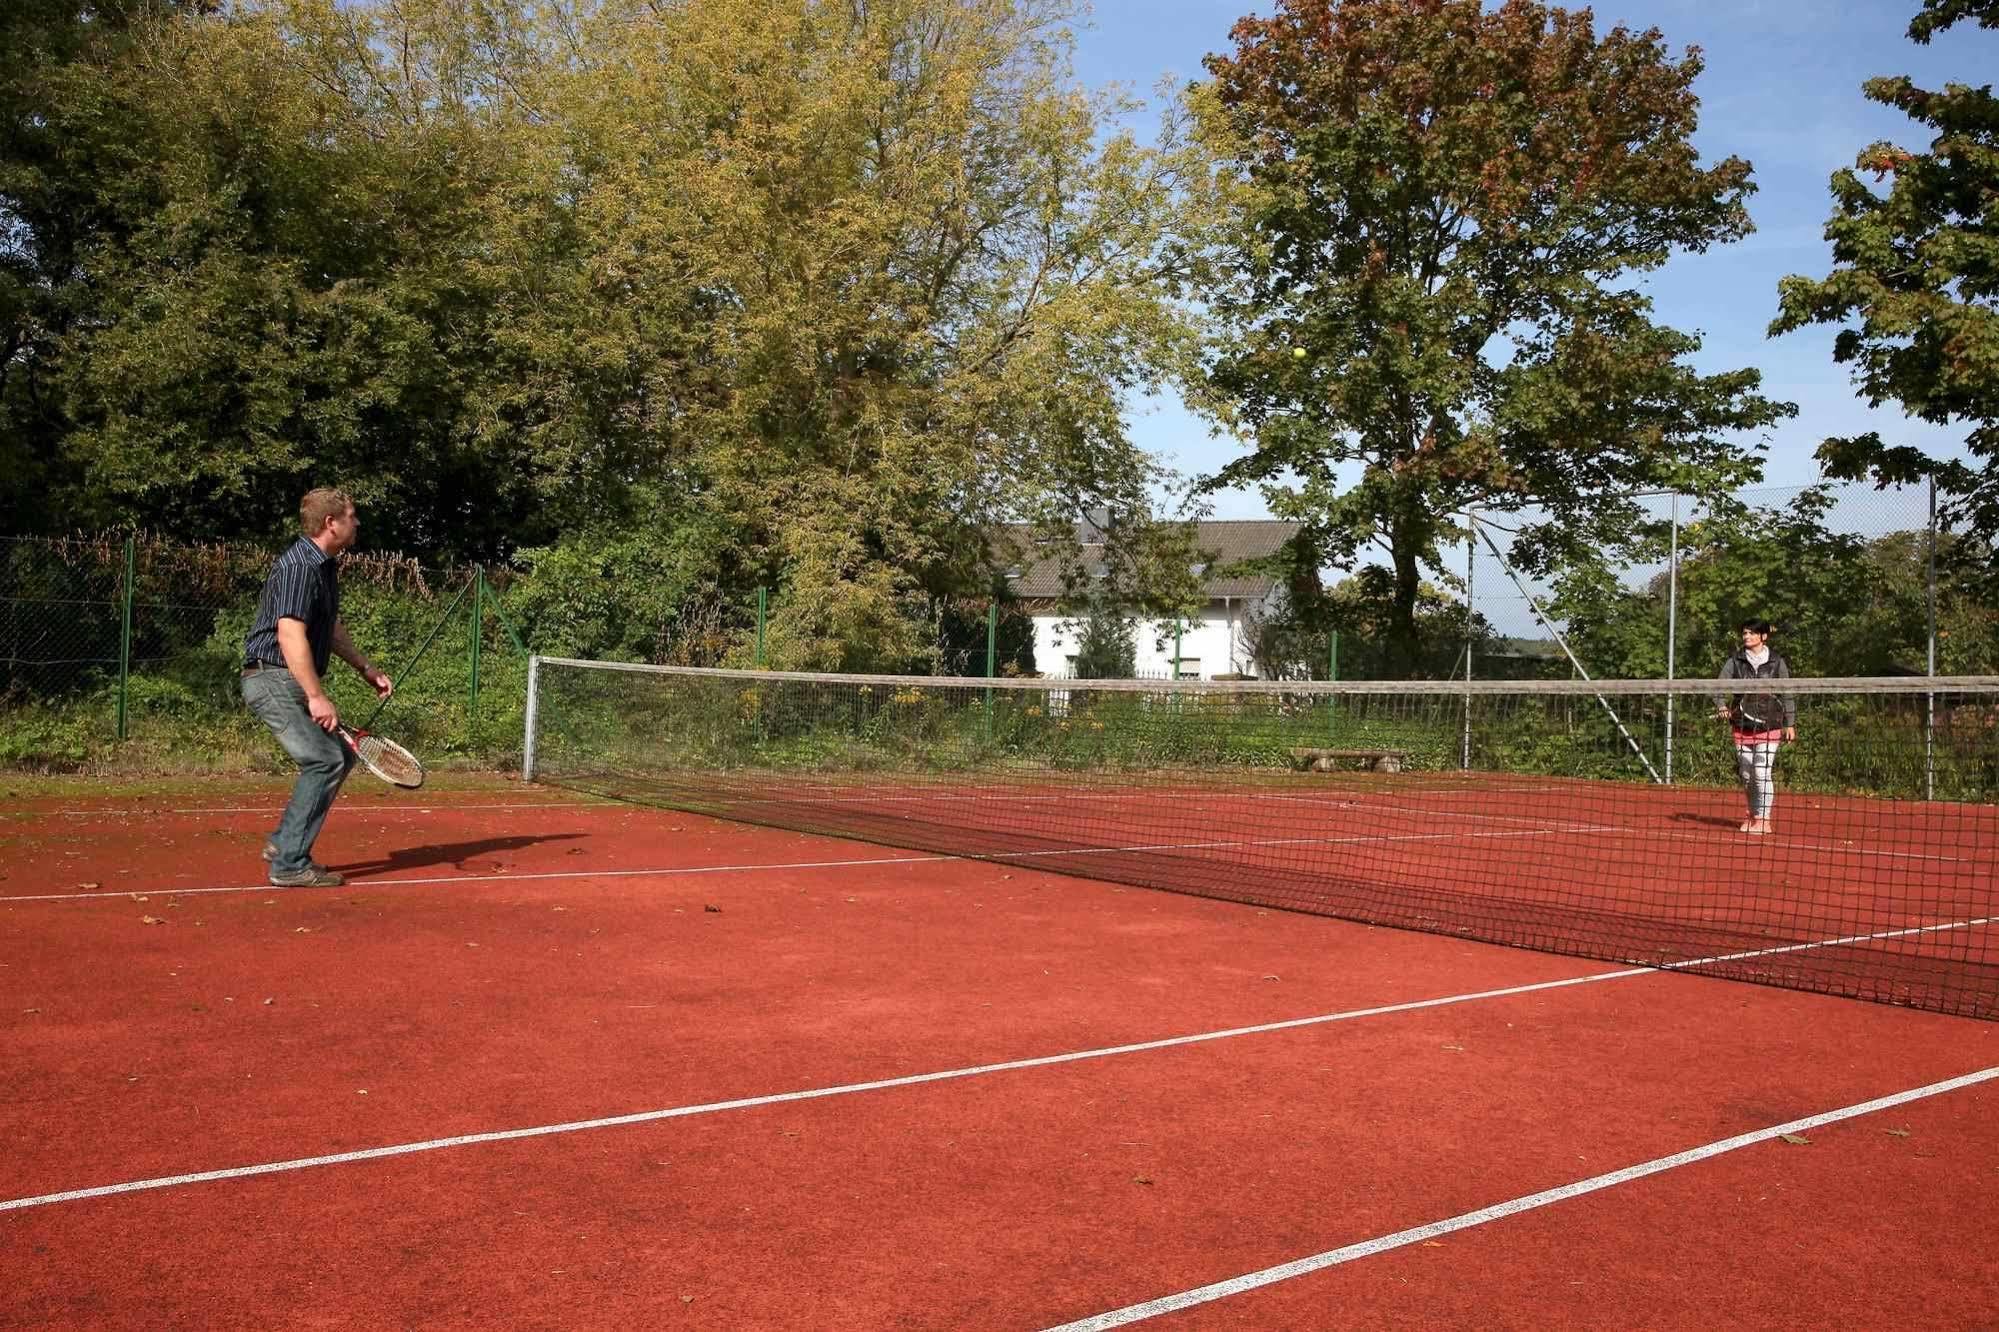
0, 0, 221, 533
1545, 487, 1999, 678
1191, 0, 1791, 675
1770, 0, 1999, 571
1069, 602, 1138, 679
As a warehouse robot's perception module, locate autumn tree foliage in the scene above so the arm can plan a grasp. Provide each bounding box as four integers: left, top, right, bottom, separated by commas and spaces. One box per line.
1193, 0, 1790, 672
1771, 0, 1999, 573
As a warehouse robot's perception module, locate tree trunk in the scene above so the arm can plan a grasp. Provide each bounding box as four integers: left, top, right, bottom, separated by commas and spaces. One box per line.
1388, 521, 1423, 678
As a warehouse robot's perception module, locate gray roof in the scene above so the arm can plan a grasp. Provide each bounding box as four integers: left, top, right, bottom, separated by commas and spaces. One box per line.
999, 520, 1302, 602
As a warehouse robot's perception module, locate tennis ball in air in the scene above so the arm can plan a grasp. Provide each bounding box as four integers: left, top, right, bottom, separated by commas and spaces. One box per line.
1292, 346, 1308, 360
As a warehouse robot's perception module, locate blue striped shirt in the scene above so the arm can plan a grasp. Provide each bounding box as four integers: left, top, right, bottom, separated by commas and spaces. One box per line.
244, 538, 340, 675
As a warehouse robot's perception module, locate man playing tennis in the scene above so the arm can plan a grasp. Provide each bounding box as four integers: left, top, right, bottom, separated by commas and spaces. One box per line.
241, 488, 393, 886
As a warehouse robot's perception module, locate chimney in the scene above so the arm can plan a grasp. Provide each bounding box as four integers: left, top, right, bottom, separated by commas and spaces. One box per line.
1078, 506, 1112, 544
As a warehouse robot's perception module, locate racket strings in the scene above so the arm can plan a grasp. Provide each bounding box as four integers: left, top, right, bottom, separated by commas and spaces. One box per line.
356, 732, 425, 786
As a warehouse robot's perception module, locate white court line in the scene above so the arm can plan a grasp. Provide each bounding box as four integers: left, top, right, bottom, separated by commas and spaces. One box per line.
0, 853, 961, 904
54, 801, 614, 817
0, 822, 1616, 905
3, 912, 1983, 1216
2, 969, 1654, 1213
1041, 1063, 1999, 1332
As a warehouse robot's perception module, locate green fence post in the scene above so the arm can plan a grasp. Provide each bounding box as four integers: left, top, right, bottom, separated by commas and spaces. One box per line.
984, 600, 997, 742
755, 587, 767, 667
468, 566, 483, 729
1172, 617, 1182, 680
1327, 629, 1338, 740
116, 535, 135, 740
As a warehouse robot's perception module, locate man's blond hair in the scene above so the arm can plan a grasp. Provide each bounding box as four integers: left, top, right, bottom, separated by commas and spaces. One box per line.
300, 487, 354, 537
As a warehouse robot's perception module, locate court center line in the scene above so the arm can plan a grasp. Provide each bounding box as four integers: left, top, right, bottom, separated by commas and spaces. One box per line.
1040, 1063, 1999, 1331
4, 917, 1988, 1216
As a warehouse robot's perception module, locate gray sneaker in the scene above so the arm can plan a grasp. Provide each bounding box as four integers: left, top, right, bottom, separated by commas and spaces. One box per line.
268, 865, 345, 888
265, 842, 332, 873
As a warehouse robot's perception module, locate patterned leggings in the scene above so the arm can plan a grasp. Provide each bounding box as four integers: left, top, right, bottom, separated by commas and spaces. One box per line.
1734, 739, 1781, 818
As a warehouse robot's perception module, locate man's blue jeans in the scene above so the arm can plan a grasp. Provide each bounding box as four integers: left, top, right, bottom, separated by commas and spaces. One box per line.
242, 668, 356, 874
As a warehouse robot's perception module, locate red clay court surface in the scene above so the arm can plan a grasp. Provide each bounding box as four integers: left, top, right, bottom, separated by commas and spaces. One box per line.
3, 774, 1997, 1329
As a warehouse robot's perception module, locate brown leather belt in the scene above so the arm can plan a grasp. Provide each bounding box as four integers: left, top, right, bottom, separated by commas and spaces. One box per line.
241, 660, 283, 677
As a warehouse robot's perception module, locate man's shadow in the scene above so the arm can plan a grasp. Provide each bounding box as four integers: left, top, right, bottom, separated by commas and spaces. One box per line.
1669, 813, 1743, 831
331, 833, 589, 877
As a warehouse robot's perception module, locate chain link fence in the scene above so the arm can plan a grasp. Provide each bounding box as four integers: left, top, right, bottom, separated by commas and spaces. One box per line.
0, 535, 530, 770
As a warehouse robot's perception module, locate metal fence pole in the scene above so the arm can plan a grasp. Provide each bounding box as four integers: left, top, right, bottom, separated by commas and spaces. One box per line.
984, 600, 997, 742
1666, 493, 1680, 784
1462, 509, 1475, 771
755, 587, 767, 667
522, 655, 541, 781
116, 535, 135, 740
469, 565, 483, 727
1926, 475, 1937, 801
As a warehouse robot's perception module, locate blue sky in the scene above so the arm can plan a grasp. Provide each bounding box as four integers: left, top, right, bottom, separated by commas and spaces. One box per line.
1065, 0, 1999, 519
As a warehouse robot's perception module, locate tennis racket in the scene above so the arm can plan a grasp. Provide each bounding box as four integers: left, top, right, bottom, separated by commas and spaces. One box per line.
337, 722, 426, 788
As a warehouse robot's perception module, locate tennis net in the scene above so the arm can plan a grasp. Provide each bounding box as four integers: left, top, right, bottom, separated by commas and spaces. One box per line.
524, 660, 1999, 1019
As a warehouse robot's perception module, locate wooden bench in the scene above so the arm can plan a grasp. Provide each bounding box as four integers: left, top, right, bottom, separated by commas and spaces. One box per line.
1291, 746, 1407, 774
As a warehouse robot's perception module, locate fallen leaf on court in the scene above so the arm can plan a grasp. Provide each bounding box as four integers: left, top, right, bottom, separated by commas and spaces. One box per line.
356, 1089, 368, 1095
1261, 974, 1281, 981
1441, 1044, 1466, 1052
263, 998, 274, 1005
704, 904, 721, 913
79, 881, 100, 889
141, 915, 166, 925
565, 847, 586, 855
1133, 1175, 1153, 1185
1423, 1241, 1445, 1248
1780, 1133, 1812, 1145
294, 926, 312, 934
1883, 1127, 1912, 1138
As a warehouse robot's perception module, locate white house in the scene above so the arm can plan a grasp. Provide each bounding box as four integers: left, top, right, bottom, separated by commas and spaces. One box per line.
1000, 517, 1304, 680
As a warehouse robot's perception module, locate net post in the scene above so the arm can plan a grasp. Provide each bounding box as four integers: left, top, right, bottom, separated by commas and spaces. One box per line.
1926, 475, 1937, 801
1462, 509, 1475, 771
522, 655, 542, 782
116, 534, 134, 741
1666, 492, 1680, 785
1327, 629, 1338, 738
984, 600, 997, 742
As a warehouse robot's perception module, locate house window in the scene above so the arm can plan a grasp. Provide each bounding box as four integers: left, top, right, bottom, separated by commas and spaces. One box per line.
1173, 657, 1201, 679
